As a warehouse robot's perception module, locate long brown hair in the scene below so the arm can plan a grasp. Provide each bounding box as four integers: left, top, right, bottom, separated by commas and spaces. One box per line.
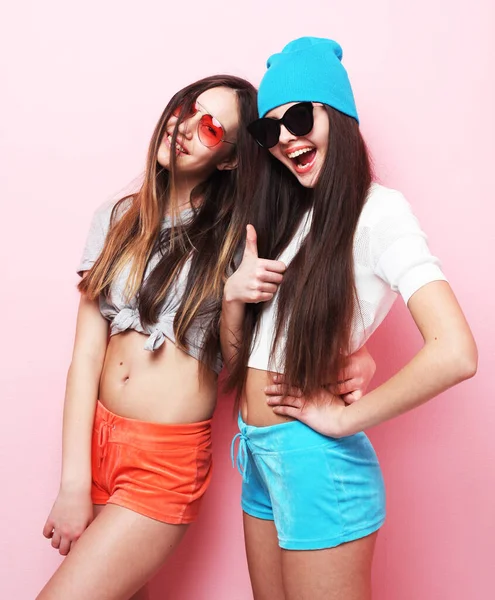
79, 75, 261, 372
228, 106, 373, 395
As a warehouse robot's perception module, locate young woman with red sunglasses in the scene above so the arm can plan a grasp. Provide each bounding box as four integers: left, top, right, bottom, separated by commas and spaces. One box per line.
36, 75, 261, 600
223, 38, 477, 599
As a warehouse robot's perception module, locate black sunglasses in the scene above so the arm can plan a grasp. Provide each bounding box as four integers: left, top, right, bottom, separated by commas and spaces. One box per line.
247, 102, 314, 149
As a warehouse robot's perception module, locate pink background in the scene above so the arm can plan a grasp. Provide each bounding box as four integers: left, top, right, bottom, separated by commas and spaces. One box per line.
1, 1, 494, 598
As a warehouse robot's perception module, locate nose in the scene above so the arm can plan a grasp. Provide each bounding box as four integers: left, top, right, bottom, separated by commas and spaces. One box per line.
278, 124, 297, 146
177, 114, 199, 140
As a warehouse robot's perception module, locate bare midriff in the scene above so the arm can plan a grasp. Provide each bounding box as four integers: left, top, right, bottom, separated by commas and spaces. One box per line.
99, 330, 217, 424
241, 367, 295, 427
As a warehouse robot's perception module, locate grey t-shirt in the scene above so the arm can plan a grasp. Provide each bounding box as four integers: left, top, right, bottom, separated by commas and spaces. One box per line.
77, 200, 222, 373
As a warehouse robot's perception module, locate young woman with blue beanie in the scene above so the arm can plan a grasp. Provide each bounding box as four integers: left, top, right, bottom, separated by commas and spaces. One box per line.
223, 37, 477, 599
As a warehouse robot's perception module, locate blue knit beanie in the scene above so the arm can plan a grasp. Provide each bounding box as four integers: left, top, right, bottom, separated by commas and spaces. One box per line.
257, 37, 359, 123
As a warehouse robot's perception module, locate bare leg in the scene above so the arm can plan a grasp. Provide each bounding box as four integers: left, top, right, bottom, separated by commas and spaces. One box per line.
93, 505, 150, 600
243, 512, 286, 600
281, 531, 378, 600
37, 503, 188, 600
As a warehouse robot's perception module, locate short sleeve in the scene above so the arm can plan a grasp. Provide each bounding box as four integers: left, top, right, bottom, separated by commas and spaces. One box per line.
370, 192, 447, 304
76, 200, 116, 276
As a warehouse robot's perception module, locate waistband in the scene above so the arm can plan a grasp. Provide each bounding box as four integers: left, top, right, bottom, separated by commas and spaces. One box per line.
232, 413, 367, 481
232, 412, 336, 482
236, 412, 344, 452
94, 401, 212, 448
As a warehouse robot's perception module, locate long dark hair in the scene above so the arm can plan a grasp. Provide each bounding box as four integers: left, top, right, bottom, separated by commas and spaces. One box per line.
228, 106, 373, 395
79, 75, 261, 373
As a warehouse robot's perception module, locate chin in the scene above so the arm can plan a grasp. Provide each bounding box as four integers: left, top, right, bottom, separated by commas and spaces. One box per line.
295, 171, 320, 189
296, 178, 315, 189
157, 143, 172, 167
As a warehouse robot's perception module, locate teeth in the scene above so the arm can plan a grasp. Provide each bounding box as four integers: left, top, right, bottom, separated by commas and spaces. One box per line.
167, 135, 186, 154
287, 147, 313, 159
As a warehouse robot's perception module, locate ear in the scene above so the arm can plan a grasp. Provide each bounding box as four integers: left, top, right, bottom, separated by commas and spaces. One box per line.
216, 154, 238, 171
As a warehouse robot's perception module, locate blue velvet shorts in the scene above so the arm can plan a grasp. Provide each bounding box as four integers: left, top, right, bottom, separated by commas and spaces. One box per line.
232, 414, 386, 550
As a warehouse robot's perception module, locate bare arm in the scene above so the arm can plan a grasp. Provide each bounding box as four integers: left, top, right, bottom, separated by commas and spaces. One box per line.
43, 290, 108, 554
220, 297, 246, 374
267, 281, 477, 436
341, 281, 477, 434
60, 293, 108, 488
220, 225, 286, 372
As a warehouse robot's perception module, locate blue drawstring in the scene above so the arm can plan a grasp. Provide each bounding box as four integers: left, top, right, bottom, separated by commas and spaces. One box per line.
231, 432, 250, 483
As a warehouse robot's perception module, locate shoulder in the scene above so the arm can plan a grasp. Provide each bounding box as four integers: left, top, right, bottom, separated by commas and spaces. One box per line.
355, 184, 446, 301
89, 196, 134, 232
359, 183, 413, 227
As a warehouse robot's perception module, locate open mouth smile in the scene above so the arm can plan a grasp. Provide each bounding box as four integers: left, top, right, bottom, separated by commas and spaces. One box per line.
166, 134, 189, 156
286, 146, 317, 174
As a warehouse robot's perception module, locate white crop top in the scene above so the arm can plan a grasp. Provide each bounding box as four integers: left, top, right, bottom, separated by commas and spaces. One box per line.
248, 183, 448, 372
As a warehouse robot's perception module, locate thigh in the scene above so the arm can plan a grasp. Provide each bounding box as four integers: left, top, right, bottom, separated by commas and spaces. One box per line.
282, 531, 378, 600
94, 506, 149, 600
243, 512, 285, 600
37, 503, 188, 600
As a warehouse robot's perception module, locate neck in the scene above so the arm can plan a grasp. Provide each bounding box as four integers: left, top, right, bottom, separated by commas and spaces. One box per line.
167, 176, 202, 213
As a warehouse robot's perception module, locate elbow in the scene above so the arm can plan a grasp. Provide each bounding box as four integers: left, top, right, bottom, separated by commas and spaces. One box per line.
448, 341, 478, 384
459, 348, 478, 381
428, 335, 478, 386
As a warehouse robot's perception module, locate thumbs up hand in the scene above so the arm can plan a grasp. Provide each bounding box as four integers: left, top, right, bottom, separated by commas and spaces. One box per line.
224, 224, 286, 305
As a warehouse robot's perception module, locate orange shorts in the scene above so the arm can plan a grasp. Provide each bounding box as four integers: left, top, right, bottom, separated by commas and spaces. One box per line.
91, 401, 212, 524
